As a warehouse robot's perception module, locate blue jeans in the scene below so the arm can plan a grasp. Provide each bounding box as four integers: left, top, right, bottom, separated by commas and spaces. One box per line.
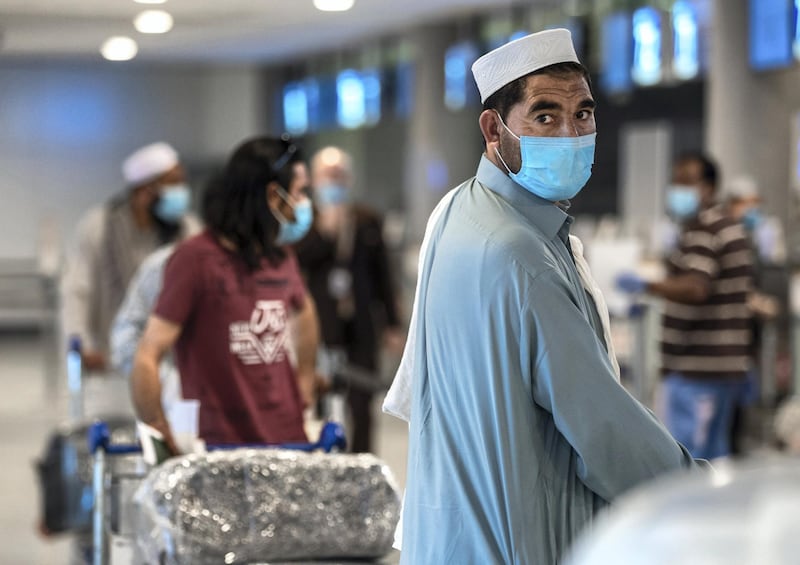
662, 373, 742, 460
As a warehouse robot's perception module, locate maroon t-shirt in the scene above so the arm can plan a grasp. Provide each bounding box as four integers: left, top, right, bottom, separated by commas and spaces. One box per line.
155, 230, 308, 445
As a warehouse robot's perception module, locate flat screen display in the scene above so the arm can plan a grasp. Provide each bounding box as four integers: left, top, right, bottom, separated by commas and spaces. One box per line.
672, 0, 700, 79
749, 0, 793, 70
601, 11, 634, 95
283, 82, 309, 135
444, 41, 480, 111
632, 6, 663, 86
794, 0, 800, 60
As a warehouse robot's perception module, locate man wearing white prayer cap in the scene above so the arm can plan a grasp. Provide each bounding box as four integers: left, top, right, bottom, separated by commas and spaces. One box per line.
60, 141, 199, 375
724, 174, 786, 264
387, 28, 703, 563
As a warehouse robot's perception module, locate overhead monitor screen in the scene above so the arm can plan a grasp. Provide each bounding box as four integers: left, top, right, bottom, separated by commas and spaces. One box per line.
361, 69, 382, 126
749, 0, 793, 70
794, 0, 800, 60
283, 82, 309, 136
632, 6, 663, 86
336, 69, 382, 128
601, 11, 634, 95
444, 41, 480, 111
672, 0, 700, 79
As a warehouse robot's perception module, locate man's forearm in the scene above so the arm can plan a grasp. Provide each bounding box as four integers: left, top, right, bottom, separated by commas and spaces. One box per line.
648, 273, 710, 304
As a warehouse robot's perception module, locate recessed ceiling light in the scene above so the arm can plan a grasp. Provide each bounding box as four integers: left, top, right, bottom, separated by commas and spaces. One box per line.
134, 10, 174, 34
101, 36, 138, 61
134, 0, 167, 4
313, 0, 355, 12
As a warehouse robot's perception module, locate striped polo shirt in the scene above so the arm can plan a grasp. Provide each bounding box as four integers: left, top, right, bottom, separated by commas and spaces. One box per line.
661, 204, 754, 379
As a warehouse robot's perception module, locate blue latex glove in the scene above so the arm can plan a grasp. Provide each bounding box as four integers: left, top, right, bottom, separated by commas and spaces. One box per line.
615, 272, 647, 294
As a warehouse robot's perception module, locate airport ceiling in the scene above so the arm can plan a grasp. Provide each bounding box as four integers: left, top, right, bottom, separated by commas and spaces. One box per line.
0, 0, 529, 64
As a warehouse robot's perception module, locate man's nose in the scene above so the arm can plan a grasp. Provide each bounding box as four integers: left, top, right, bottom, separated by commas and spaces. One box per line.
558, 119, 581, 137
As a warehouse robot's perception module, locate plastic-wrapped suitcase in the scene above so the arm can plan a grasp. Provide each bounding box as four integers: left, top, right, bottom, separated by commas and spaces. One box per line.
88, 421, 402, 564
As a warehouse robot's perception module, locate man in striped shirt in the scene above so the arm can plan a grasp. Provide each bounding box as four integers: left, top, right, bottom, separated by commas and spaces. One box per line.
618, 152, 755, 459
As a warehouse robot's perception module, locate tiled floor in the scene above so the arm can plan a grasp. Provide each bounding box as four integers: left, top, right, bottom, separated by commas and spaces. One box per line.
0, 329, 408, 564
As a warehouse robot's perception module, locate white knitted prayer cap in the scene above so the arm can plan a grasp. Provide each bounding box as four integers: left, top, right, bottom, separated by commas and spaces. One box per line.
471, 28, 580, 104
122, 142, 180, 186
725, 175, 760, 200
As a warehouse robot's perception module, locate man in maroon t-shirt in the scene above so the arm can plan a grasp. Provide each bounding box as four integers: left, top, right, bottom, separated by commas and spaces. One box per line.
131, 136, 319, 453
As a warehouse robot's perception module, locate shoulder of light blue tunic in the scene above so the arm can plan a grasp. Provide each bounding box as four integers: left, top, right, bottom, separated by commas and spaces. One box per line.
449, 156, 579, 289
475, 154, 569, 240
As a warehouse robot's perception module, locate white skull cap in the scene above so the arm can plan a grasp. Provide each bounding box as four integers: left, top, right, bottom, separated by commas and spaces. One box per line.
725, 175, 760, 200
122, 141, 180, 187
471, 28, 580, 103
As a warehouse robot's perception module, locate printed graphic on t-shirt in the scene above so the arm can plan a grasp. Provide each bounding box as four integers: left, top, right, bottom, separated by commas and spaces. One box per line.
229, 300, 288, 365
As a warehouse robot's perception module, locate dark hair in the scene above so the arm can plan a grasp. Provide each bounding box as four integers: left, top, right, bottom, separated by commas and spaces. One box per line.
675, 151, 718, 190
202, 136, 304, 270
483, 61, 593, 120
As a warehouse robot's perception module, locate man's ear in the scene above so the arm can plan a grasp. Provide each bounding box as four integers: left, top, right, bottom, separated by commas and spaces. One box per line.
478, 110, 503, 146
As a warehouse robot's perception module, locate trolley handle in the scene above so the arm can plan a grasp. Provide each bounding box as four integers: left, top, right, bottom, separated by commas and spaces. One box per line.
87, 420, 347, 456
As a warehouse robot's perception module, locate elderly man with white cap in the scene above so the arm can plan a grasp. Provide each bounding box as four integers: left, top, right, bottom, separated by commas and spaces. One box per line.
387, 29, 703, 563
61, 141, 198, 374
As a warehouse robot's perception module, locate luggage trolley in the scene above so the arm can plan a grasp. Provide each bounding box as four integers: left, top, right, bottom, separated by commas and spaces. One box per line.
36, 336, 139, 564
87, 420, 349, 565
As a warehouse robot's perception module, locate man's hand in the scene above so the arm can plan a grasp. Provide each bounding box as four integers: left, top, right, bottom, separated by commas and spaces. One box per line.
748, 291, 779, 320
383, 327, 406, 356
82, 350, 108, 372
615, 272, 647, 294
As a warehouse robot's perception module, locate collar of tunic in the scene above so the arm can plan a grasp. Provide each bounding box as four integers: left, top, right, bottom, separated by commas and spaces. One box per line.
475, 155, 572, 242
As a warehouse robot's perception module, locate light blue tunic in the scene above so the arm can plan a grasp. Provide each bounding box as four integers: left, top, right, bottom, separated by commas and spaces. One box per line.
401, 156, 695, 564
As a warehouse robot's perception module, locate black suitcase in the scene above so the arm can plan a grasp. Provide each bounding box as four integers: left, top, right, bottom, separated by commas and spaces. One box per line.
36, 417, 137, 534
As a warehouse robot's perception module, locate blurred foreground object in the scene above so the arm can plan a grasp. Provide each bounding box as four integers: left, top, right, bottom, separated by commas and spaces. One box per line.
775, 396, 800, 453
134, 449, 401, 563
566, 459, 800, 565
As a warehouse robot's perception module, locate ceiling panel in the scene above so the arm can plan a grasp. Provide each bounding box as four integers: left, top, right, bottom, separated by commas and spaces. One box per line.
0, 0, 519, 63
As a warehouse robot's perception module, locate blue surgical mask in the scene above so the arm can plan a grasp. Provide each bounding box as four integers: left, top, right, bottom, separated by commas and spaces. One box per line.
316, 184, 349, 208
155, 183, 191, 222
273, 189, 313, 245
666, 185, 700, 221
742, 207, 762, 231
495, 113, 596, 201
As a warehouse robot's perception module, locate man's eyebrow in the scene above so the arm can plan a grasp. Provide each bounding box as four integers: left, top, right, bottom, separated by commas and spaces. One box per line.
527, 100, 561, 114
526, 98, 596, 114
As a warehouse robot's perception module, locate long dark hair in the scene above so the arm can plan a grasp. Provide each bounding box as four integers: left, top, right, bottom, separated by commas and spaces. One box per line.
202, 136, 303, 270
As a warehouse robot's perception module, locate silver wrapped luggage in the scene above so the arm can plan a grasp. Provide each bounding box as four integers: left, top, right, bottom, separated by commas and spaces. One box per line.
134, 448, 401, 564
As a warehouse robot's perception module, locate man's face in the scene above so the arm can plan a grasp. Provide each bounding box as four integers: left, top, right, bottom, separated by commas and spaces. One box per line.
312, 163, 349, 191
498, 72, 596, 173
135, 163, 186, 209
730, 195, 761, 220
671, 159, 712, 204
672, 159, 703, 188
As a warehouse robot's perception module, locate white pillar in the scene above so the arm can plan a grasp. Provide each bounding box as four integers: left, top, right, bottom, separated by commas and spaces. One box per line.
705, 0, 757, 182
